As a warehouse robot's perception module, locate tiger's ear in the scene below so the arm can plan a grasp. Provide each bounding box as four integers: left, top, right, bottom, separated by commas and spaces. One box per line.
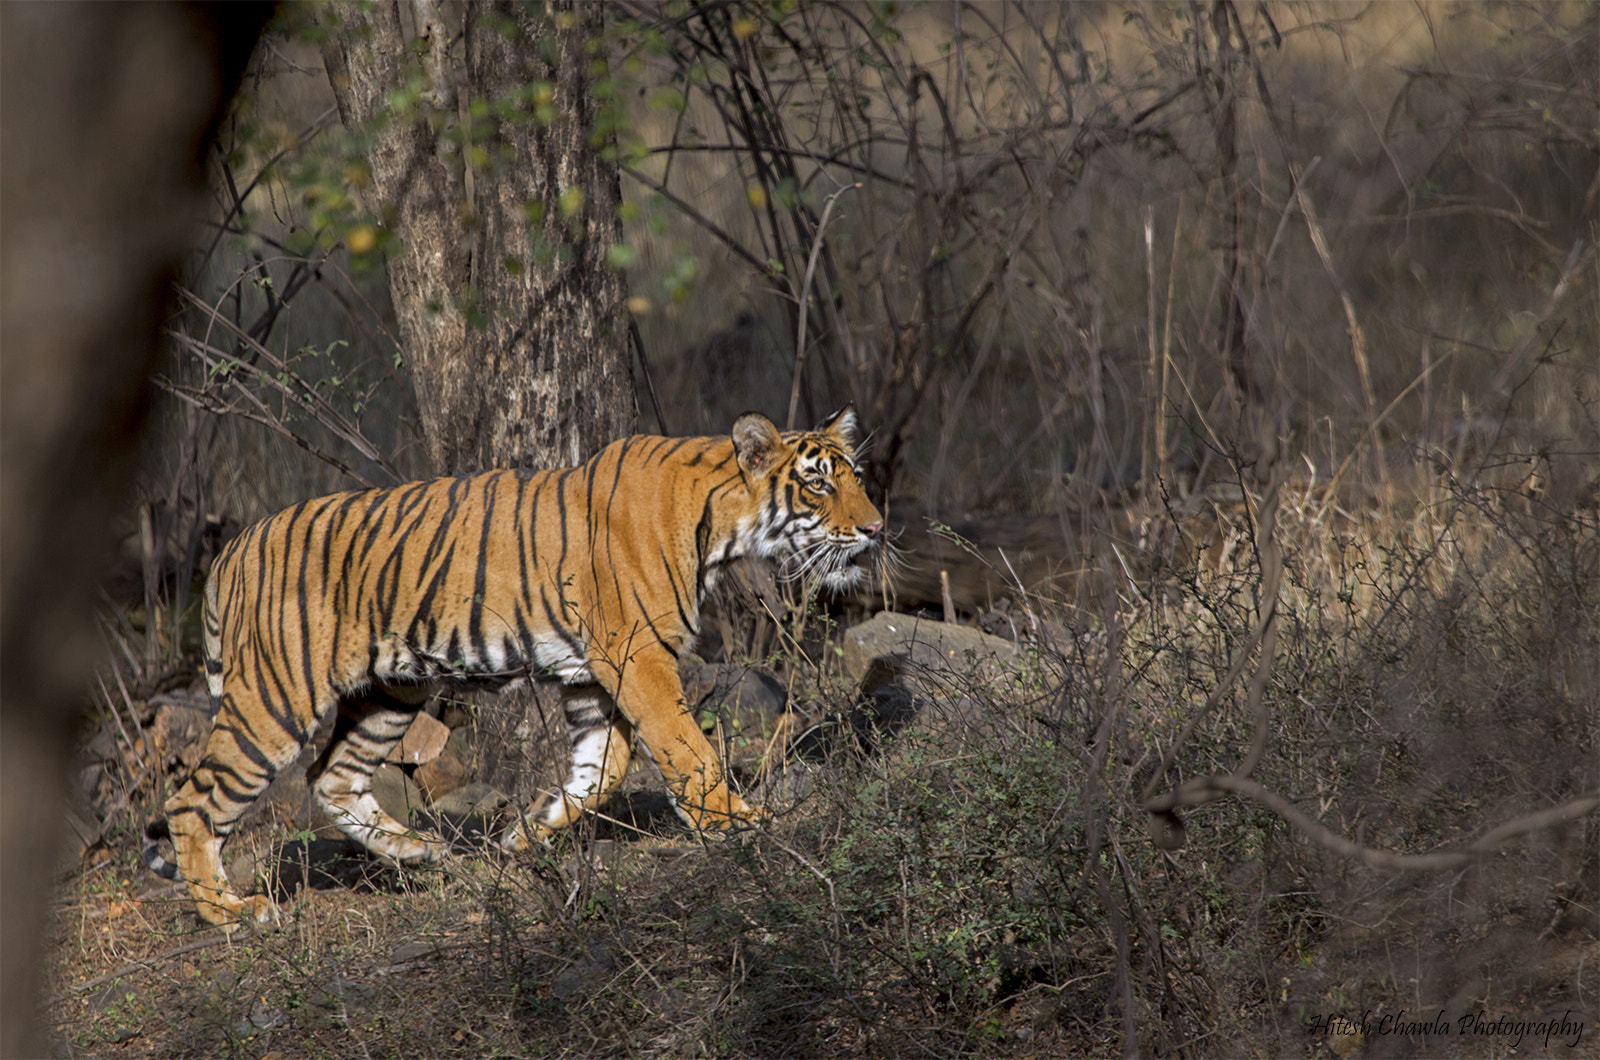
817, 404, 859, 450
732, 412, 784, 480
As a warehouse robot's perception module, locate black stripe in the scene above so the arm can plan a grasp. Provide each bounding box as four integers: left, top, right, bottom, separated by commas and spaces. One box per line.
659, 546, 697, 635
584, 449, 609, 621
514, 472, 536, 626
514, 603, 536, 668
248, 639, 311, 747
469, 474, 499, 668
553, 467, 576, 572
540, 586, 586, 659
295, 496, 337, 710
694, 496, 715, 593
407, 540, 457, 652
630, 587, 679, 655
419, 478, 465, 579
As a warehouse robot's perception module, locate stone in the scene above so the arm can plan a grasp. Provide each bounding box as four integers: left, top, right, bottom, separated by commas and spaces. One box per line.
756, 758, 821, 808
149, 696, 211, 771
552, 942, 617, 999
371, 762, 426, 825
687, 663, 787, 733
268, 836, 398, 898
438, 701, 473, 729
682, 662, 789, 768
57, 806, 104, 874
426, 781, 509, 820
841, 611, 1022, 692
387, 712, 450, 766
416, 749, 472, 803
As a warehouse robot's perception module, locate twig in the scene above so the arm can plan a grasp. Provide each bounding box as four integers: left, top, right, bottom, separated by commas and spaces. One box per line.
763, 833, 841, 944
1138, 466, 1284, 807
1323, 348, 1459, 505
1290, 162, 1383, 485
1486, 235, 1591, 395
48, 933, 234, 1006
786, 183, 858, 430
1144, 778, 1599, 873
619, 163, 771, 277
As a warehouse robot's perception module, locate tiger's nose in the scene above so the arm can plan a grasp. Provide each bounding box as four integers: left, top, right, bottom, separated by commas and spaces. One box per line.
860, 521, 883, 540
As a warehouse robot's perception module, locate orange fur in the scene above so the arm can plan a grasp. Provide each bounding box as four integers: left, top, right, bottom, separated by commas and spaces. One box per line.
144, 410, 882, 925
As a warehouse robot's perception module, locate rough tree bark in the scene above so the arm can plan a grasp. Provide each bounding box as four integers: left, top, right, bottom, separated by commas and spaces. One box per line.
319, 0, 634, 474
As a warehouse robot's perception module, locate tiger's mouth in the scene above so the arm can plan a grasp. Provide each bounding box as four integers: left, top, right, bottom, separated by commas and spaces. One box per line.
796, 535, 882, 592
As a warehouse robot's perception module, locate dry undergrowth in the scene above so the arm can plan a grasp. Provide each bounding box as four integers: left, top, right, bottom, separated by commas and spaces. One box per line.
44, 451, 1599, 1059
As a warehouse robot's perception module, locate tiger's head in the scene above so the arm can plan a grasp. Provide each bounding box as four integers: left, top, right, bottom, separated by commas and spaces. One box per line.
732, 406, 885, 592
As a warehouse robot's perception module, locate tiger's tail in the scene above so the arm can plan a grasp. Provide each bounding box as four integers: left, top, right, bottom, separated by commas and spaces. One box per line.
141, 818, 179, 879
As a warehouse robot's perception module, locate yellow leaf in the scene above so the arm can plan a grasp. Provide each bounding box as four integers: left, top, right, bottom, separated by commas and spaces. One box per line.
347, 225, 378, 255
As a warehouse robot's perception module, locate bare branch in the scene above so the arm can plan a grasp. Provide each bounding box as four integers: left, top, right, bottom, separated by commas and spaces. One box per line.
1148, 775, 1599, 873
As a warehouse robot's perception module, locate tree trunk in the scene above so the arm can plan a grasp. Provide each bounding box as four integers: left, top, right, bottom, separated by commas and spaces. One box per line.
320, 0, 634, 475
1, 6, 269, 1054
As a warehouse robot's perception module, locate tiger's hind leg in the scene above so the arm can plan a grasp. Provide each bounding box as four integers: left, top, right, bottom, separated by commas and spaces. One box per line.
500, 684, 634, 851
312, 682, 447, 865
160, 688, 321, 926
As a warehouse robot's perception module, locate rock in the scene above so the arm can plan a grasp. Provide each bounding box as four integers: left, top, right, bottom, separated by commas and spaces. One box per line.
427, 782, 510, 819
237, 999, 288, 1033
268, 837, 399, 898
443, 725, 474, 759
757, 758, 821, 808
830, 613, 1032, 753
149, 696, 211, 772
841, 611, 1022, 693
250, 741, 320, 833
387, 712, 450, 766
681, 660, 789, 768
416, 749, 472, 803
371, 762, 426, 825
87, 982, 137, 1016
552, 942, 617, 999
387, 940, 436, 964
683, 662, 788, 741
318, 974, 377, 1009
57, 805, 104, 875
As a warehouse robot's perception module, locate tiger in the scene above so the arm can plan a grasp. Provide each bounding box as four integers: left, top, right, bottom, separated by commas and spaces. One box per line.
143, 408, 883, 925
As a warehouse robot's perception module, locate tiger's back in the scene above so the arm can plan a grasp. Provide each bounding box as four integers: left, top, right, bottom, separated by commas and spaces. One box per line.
148, 410, 883, 925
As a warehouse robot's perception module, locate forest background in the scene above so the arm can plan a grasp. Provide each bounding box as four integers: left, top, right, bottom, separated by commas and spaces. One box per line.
43, 3, 1598, 1058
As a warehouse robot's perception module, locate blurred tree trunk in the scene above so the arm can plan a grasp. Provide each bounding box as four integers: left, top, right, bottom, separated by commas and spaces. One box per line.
1, 5, 270, 1055
320, 0, 634, 474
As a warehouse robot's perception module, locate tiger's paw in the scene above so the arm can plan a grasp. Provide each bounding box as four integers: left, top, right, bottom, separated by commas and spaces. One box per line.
498, 815, 555, 854
674, 795, 769, 838
389, 834, 448, 864
196, 890, 283, 930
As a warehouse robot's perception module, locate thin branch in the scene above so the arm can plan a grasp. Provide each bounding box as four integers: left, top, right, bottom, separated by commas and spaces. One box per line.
786, 183, 857, 429
1147, 777, 1599, 873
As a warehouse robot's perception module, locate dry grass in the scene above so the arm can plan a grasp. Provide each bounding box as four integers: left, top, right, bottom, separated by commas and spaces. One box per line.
51, 2, 1599, 1057
47, 439, 1598, 1058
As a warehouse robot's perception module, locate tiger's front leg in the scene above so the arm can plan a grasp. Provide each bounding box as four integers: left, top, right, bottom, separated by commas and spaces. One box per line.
607, 646, 760, 833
